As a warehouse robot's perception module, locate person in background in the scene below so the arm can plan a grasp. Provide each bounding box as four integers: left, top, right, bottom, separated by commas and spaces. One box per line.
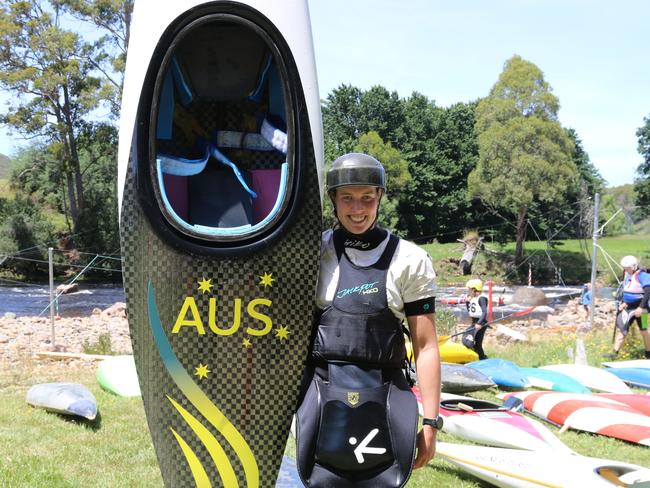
610, 256, 650, 359
462, 278, 489, 360
296, 153, 441, 487
580, 283, 592, 318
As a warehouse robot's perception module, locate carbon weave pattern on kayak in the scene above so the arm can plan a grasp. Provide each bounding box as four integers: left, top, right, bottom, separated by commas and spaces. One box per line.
120, 137, 321, 487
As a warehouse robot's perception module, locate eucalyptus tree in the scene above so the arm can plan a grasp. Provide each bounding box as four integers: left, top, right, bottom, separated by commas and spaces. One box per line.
469, 55, 578, 263
0, 0, 106, 229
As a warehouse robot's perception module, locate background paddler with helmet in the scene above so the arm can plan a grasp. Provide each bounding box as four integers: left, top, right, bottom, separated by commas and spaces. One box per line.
462, 278, 490, 360
295, 153, 441, 487
610, 255, 650, 359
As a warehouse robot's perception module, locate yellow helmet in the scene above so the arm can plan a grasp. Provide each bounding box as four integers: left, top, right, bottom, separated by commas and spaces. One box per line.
466, 279, 483, 292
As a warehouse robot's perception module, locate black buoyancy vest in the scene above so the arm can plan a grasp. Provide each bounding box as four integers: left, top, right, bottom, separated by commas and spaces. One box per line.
311, 233, 406, 367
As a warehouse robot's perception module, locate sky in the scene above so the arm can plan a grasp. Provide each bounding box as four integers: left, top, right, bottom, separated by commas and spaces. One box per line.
307, 0, 649, 187
0, 0, 648, 187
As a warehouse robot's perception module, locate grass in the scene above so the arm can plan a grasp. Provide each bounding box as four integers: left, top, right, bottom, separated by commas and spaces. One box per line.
1, 323, 648, 487
422, 234, 650, 286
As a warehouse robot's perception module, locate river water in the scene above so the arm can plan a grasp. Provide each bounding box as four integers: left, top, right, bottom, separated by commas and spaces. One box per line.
0, 283, 125, 317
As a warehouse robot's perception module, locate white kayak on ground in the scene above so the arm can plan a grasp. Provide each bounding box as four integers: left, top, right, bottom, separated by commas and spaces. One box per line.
26, 382, 97, 420
602, 359, 650, 370
540, 363, 632, 394
436, 441, 650, 488
438, 393, 573, 453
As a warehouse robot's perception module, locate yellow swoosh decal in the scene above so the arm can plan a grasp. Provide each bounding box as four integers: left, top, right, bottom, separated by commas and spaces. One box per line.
170, 427, 212, 488
168, 396, 238, 488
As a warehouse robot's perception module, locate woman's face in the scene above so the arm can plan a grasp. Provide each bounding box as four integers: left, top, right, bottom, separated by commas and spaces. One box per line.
333, 185, 381, 234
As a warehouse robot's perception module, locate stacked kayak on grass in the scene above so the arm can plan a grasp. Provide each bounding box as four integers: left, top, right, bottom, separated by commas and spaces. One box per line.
440, 363, 496, 393
26, 383, 97, 420
604, 368, 650, 389
407, 339, 478, 364
437, 393, 573, 453
602, 359, 650, 369
540, 363, 632, 394
466, 358, 530, 388
502, 390, 650, 446
96, 355, 141, 397
520, 366, 590, 393
436, 441, 650, 488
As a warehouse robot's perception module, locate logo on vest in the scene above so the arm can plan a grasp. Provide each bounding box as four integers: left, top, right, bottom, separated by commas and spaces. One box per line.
347, 391, 359, 406
349, 429, 387, 464
336, 281, 380, 299
344, 238, 371, 249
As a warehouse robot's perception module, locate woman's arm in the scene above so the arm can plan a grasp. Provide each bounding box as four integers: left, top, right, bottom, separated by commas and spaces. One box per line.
408, 313, 440, 469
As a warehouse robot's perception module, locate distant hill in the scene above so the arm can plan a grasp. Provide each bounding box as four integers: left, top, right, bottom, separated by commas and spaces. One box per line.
0, 153, 11, 179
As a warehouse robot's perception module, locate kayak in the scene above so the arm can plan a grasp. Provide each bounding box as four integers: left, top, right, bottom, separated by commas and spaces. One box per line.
540, 364, 632, 394
596, 393, 650, 416
602, 359, 650, 370
502, 390, 650, 446
520, 366, 590, 394
466, 359, 530, 388
441, 363, 496, 393
407, 340, 478, 364
604, 367, 650, 389
26, 383, 97, 420
436, 441, 650, 488
437, 393, 573, 453
96, 355, 141, 397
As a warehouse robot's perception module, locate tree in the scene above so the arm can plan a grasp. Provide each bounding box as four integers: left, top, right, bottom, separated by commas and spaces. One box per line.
0, 0, 106, 230
52, 0, 133, 117
635, 115, 650, 218
469, 55, 578, 263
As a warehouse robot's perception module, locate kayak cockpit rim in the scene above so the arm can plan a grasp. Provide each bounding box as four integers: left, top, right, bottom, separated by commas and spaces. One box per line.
137, 6, 306, 252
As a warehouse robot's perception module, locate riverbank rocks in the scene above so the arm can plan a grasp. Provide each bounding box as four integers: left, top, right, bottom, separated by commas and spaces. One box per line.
0, 303, 132, 370
511, 286, 547, 306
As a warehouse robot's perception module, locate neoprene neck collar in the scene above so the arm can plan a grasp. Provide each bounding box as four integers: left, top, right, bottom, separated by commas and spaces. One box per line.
334, 227, 388, 251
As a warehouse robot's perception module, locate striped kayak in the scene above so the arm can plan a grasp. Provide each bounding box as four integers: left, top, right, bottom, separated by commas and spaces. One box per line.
441, 363, 496, 393
604, 367, 650, 389
466, 359, 530, 388
521, 367, 590, 393
540, 364, 631, 394
436, 441, 650, 488
595, 393, 650, 416
96, 355, 141, 397
502, 390, 650, 446
437, 393, 573, 452
26, 383, 97, 420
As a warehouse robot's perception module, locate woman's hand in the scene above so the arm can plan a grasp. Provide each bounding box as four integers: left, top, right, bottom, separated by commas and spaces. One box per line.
413, 425, 436, 469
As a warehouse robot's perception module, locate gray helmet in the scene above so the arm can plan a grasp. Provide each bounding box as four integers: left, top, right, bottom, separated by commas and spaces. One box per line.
326, 153, 386, 192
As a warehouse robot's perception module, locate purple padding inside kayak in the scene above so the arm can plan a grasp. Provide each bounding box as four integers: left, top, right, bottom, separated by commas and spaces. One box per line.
163, 174, 188, 221
251, 169, 281, 224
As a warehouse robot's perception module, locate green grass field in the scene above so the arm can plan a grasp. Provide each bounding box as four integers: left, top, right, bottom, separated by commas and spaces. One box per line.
422, 234, 650, 286
2, 325, 648, 487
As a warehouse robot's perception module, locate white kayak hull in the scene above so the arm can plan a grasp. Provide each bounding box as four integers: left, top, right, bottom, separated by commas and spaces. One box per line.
540, 363, 632, 394
436, 441, 650, 488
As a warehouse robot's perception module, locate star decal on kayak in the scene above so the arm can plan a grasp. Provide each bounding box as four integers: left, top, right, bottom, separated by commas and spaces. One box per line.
197, 277, 213, 294
242, 338, 252, 348
275, 325, 290, 341
194, 363, 211, 379
259, 272, 275, 288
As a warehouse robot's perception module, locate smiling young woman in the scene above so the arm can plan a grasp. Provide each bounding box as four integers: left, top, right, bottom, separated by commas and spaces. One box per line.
296, 153, 442, 487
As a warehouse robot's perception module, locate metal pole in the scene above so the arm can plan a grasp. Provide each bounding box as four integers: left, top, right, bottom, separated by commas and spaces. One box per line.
589, 193, 600, 331
48, 247, 55, 348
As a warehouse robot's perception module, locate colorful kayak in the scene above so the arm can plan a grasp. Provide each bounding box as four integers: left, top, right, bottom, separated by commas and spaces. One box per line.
441, 363, 496, 393
437, 393, 573, 453
96, 355, 141, 397
540, 364, 632, 394
407, 340, 478, 364
502, 391, 650, 446
26, 383, 97, 420
520, 366, 590, 394
603, 359, 650, 370
466, 359, 530, 388
596, 393, 650, 416
436, 441, 650, 488
604, 367, 650, 389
